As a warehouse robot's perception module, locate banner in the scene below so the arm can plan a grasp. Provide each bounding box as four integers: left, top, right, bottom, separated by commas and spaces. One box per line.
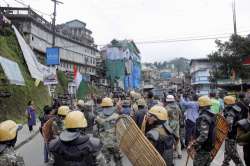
12, 25, 56, 82
0, 56, 25, 85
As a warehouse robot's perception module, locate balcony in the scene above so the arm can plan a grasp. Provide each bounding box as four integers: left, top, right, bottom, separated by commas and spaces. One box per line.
191, 76, 210, 85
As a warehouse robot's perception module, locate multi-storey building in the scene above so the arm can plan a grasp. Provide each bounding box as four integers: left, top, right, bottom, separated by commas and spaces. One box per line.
190, 58, 212, 96
101, 39, 141, 91
0, 7, 98, 81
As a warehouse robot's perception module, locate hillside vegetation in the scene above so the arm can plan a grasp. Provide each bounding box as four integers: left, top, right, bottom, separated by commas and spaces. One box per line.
0, 26, 51, 123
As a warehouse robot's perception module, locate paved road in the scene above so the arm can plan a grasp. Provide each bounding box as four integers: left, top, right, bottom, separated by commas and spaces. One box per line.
17, 133, 131, 166
17, 133, 245, 166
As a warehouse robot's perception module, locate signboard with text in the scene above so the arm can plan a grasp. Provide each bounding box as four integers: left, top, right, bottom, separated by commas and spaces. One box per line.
46, 47, 60, 65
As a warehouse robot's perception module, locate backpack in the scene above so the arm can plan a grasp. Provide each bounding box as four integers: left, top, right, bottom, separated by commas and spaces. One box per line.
42, 118, 55, 143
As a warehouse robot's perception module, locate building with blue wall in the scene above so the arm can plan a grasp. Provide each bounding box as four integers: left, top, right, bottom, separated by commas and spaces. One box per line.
101, 39, 141, 91
190, 58, 212, 96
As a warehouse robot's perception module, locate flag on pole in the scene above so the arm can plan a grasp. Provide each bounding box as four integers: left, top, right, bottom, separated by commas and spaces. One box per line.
73, 64, 82, 88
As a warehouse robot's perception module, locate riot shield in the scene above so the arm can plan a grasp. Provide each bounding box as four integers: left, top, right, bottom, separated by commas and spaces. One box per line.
116, 115, 166, 166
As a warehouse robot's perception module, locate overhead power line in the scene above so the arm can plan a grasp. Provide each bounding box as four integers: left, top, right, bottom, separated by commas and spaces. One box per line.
97, 30, 250, 46
11, 0, 52, 17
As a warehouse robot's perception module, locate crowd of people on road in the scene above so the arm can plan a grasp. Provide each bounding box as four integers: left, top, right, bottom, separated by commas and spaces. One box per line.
0, 90, 250, 166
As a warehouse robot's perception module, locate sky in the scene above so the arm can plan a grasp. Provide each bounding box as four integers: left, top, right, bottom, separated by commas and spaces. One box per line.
1, 0, 250, 62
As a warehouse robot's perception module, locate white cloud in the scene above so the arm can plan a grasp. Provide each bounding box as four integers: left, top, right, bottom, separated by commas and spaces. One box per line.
1, 0, 250, 62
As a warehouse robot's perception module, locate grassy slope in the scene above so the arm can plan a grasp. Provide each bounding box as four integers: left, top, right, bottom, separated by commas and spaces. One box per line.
0, 27, 51, 123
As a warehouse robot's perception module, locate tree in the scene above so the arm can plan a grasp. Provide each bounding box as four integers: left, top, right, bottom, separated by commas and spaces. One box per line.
208, 34, 250, 80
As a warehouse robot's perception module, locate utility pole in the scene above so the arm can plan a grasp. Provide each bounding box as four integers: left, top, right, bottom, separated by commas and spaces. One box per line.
51, 0, 63, 47
232, 0, 237, 35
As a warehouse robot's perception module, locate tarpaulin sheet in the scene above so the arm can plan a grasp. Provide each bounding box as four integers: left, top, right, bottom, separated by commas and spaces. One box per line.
124, 75, 133, 91
106, 59, 125, 82
0, 56, 25, 85
132, 62, 141, 89
12, 25, 56, 82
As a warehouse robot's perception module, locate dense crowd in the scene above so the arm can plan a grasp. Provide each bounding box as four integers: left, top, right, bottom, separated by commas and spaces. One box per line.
0, 90, 250, 166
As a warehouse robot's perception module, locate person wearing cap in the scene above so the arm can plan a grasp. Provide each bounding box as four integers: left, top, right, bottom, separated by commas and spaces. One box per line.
130, 92, 141, 116
145, 105, 176, 166
119, 100, 132, 115
222, 96, 244, 166
165, 95, 182, 159
95, 97, 122, 165
0, 120, 24, 166
49, 111, 106, 166
236, 104, 250, 166
134, 98, 148, 128
189, 96, 216, 166
52, 106, 70, 136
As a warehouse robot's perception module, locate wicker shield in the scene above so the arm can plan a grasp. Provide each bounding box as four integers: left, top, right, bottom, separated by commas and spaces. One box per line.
210, 113, 229, 159
116, 115, 166, 166
188, 113, 229, 160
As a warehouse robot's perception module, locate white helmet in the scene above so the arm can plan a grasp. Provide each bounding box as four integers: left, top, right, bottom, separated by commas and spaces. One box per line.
166, 95, 175, 102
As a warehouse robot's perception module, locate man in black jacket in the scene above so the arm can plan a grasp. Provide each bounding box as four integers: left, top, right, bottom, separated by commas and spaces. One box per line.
49, 111, 106, 166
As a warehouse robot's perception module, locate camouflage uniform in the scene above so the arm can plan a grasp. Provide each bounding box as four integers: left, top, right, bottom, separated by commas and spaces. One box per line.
166, 103, 182, 157
0, 146, 25, 166
222, 105, 244, 166
52, 118, 64, 136
193, 109, 215, 166
96, 108, 122, 166
223, 139, 243, 166
146, 123, 176, 166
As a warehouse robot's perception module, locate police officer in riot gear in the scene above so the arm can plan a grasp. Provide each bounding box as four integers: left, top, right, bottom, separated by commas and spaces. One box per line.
222, 96, 244, 166
189, 96, 216, 166
237, 106, 250, 166
95, 97, 122, 166
0, 120, 24, 166
49, 111, 106, 166
52, 106, 70, 136
145, 105, 176, 166
77, 100, 95, 134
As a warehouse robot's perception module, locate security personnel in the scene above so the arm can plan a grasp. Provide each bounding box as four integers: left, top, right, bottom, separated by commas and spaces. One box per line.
189, 96, 216, 166
49, 111, 106, 166
120, 100, 132, 115
147, 91, 158, 109
130, 91, 141, 116
145, 105, 176, 166
236, 93, 249, 119
237, 107, 250, 166
134, 98, 148, 128
52, 106, 70, 136
165, 95, 182, 159
0, 120, 24, 166
222, 96, 244, 166
77, 100, 95, 134
95, 97, 122, 166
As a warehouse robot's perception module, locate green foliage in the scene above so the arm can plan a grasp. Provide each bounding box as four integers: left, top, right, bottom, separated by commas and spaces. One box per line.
208, 35, 250, 80
145, 57, 190, 73
0, 26, 51, 122
55, 70, 69, 94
